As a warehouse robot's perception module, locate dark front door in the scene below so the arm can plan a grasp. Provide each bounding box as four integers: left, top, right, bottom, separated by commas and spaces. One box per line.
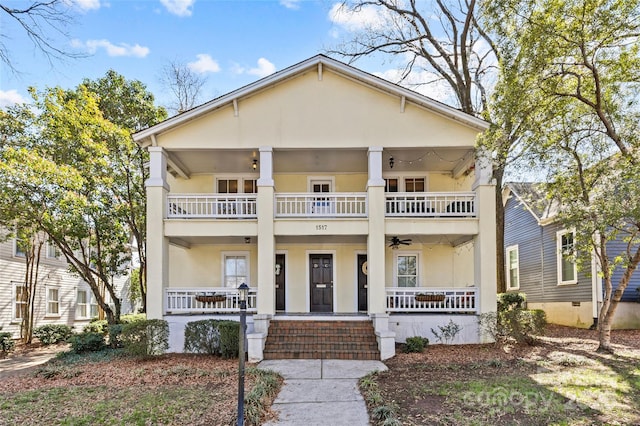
275, 254, 286, 311
310, 254, 333, 312
357, 254, 368, 311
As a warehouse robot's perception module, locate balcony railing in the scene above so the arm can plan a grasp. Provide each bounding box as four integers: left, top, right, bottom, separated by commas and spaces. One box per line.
165, 287, 258, 314
167, 194, 257, 219
275, 193, 367, 218
165, 191, 475, 219
385, 192, 476, 217
386, 287, 478, 313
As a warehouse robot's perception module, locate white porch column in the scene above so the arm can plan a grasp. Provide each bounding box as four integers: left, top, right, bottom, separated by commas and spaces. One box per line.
367, 147, 386, 315
368, 147, 395, 359
145, 146, 170, 320
472, 148, 497, 341
256, 146, 275, 315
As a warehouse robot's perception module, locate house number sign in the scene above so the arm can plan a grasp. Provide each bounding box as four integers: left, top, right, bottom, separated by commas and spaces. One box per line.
315, 224, 328, 231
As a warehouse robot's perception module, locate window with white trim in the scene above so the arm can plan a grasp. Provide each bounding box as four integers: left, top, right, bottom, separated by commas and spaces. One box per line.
14, 238, 27, 257
14, 283, 27, 321
223, 253, 249, 288
395, 253, 418, 287
217, 179, 238, 194
90, 294, 99, 318
506, 245, 520, 290
47, 287, 60, 316
46, 240, 62, 259
76, 289, 89, 318
557, 230, 577, 284
243, 179, 257, 194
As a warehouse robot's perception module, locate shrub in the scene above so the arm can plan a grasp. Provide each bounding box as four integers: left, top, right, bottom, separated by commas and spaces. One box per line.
120, 313, 147, 324
107, 324, 124, 348
84, 319, 108, 334
403, 336, 429, 353
33, 324, 73, 345
479, 296, 547, 345
219, 321, 240, 359
497, 292, 526, 311
431, 320, 463, 344
121, 319, 168, 357
183, 319, 222, 355
68, 331, 106, 353
0, 331, 15, 355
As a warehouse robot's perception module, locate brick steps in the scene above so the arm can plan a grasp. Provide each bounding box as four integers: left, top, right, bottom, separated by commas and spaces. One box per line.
263, 320, 380, 360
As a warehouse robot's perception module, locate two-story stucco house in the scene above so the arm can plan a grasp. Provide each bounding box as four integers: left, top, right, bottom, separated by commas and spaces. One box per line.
133, 55, 497, 361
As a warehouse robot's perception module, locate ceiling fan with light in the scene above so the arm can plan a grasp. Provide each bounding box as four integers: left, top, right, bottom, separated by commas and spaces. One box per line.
389, 236, 412, 249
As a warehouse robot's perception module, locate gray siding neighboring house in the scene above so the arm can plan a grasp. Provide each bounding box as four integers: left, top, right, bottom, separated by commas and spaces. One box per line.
503, 182, 640, 329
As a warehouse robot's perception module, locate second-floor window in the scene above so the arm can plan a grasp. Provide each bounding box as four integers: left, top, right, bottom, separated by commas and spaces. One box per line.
218, 179, 238, 194
47, 240, 62, 259
405, 177, 425, 192
557, 230, 577, 285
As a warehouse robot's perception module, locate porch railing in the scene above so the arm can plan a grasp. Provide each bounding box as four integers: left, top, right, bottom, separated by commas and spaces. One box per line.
165, 287, 258, 314
167, 194, 257, 219
275, 192, 367, 218
385, 192, 476, 218
386, 287, 478, 313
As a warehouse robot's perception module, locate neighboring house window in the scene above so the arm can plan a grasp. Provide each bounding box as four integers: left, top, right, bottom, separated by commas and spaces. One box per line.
14, 283, 27, 321
47, 240, 62, 259
396, 253, 418, 287
14, 238, 27, 257
557, 230, 577, 284
506, 245, 519, 290
77, 290, 89, 318
224, 253, 249, 288
90, 294, 99, 318
47, 287, 60, 316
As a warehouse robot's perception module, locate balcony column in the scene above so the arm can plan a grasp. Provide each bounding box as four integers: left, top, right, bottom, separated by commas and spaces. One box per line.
145, 146, 170, 320
472, 148, 497, 341
256, 146, 275, 316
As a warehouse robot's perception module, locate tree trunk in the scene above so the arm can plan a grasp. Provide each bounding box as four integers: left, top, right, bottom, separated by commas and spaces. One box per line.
494, 169, 506, 294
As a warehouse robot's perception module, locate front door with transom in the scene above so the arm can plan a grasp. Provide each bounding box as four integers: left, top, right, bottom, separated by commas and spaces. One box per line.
310, 254, 333, 312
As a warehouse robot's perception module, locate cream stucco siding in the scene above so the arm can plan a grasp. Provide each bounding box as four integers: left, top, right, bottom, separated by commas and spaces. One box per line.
169, 244, 258, 287
155, 71, 480, 150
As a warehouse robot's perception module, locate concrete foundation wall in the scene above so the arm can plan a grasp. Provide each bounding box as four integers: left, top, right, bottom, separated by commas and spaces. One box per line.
389, 314, 481, 344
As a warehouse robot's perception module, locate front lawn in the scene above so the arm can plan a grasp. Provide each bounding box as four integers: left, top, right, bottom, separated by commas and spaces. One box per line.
0, 349, 281, 426
362, 325, 640, 425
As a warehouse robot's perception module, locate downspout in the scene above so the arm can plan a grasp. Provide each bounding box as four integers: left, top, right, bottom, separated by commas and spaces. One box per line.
590, 244, 602, 329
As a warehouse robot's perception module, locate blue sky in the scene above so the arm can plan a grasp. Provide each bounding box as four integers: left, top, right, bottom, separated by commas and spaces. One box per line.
1, 0, 410, 110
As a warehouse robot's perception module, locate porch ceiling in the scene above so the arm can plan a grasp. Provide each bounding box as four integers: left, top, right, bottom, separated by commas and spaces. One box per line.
166, 147, 473, 175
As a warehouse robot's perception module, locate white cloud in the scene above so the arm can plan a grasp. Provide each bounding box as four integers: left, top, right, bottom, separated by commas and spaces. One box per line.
280, 0, 300, 9
0, 90, 27, 108
72, 39, 150, 57
73, 0, 101, 11
328, 2, 387, 32
247, 58, 276, 78
160, 0, 194, 17
187, 54, 220, 74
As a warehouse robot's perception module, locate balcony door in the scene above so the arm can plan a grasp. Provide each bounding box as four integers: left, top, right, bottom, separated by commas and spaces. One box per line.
310, 254, 333, 312
311, 179, 332, 214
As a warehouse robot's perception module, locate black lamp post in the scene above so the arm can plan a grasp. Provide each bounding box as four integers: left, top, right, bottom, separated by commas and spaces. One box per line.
237, 282, 249, 426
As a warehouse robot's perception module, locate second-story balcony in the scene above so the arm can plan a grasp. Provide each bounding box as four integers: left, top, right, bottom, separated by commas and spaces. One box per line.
165, 191, 476, 219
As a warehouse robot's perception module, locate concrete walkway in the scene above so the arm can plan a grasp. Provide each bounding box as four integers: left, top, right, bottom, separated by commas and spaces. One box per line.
258, 359, 387, 426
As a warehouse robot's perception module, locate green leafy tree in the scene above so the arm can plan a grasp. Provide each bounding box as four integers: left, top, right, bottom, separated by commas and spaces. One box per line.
485, 0, 640, 352
0, 86, 131, 324
330, 0, 535, 292
83, 70, 167, 313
